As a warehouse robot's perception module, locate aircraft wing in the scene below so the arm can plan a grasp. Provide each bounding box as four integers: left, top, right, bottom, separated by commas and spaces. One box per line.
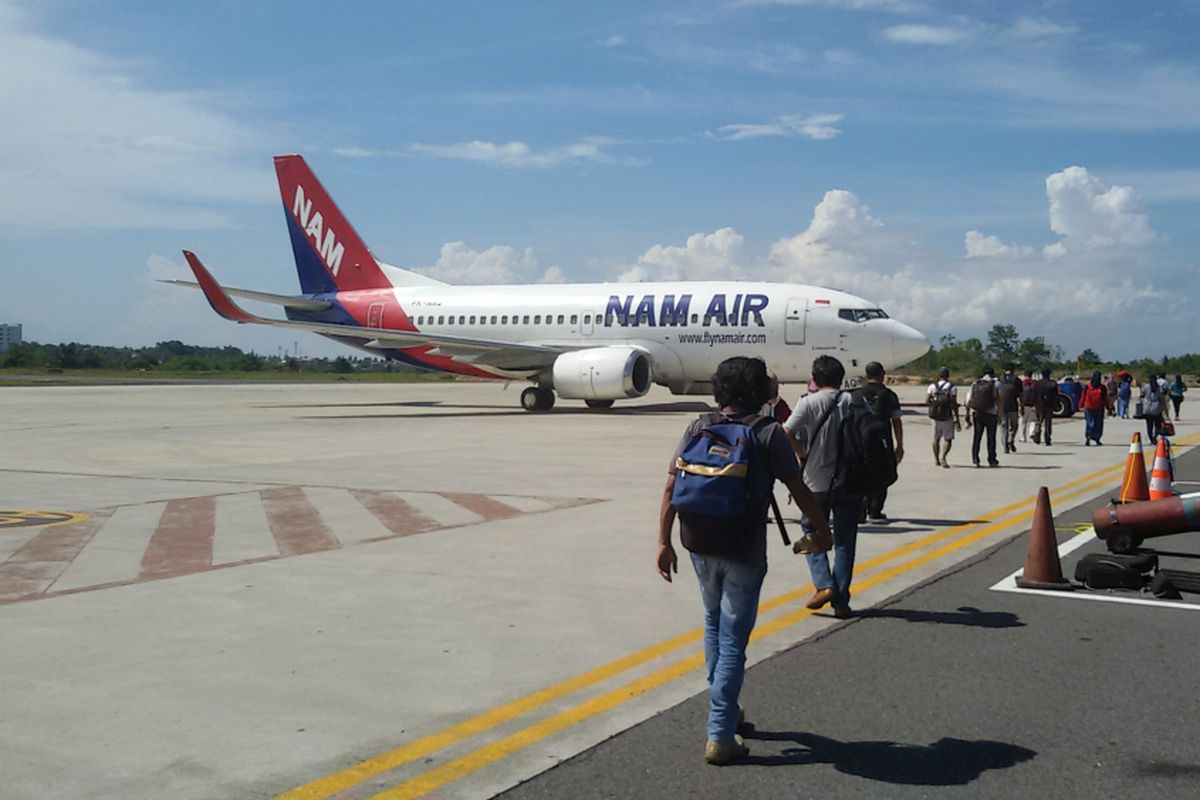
181, 251, 564, 368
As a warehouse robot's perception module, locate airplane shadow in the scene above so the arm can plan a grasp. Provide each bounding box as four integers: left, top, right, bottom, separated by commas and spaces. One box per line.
854, 605, 1025, 628
291, 401, 716, 420
739, 731, 1037, 784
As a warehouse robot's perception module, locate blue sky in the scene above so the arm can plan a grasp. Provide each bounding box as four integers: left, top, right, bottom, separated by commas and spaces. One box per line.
1, 0, 1197, 361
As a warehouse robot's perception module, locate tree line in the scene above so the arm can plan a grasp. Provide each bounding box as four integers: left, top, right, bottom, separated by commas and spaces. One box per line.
905, 324, 1200, 379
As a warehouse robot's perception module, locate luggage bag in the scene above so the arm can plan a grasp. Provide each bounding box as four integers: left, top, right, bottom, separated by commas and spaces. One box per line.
1073, 552, 1158, 590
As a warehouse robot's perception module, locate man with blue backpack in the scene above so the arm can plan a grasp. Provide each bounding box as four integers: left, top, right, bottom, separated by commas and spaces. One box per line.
658, 356, 831, 766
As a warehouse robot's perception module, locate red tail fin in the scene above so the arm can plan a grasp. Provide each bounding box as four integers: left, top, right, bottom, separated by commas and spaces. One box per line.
274, 154, 393, 294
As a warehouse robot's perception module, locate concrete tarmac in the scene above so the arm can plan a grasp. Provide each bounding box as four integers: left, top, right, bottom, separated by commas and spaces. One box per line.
1, 382, 1196, 799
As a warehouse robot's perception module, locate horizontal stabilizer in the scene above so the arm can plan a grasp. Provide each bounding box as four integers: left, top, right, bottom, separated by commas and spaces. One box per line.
159, 280, 332, 311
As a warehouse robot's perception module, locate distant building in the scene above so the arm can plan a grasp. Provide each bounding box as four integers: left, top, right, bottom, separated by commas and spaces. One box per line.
0, 323, 21, 353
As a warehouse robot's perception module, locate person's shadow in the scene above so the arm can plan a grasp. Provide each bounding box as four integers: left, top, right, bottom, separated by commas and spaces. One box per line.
855, 606, 1025, 628
742, 731, 1036, 784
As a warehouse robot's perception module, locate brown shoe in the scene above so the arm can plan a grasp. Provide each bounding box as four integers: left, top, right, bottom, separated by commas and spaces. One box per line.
806, 587, 836, 610
705, 736, 749, 765
833, 606, 853, 620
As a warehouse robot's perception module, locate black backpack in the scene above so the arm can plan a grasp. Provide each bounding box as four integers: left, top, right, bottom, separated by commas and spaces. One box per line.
928, 381, 954, 421
833, 391, 898, 496
998, 376, 1021, 412
969, 378, 996, 412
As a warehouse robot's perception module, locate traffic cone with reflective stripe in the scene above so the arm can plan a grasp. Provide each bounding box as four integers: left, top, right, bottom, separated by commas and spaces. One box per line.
1118, 433, 1150, 504
1149, 438, 1175, 501
1016, 486, 1073, 590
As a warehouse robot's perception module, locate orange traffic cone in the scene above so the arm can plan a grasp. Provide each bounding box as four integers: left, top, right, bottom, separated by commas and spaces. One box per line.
1118, 433, 1150, 504
1149, 438, 1175, 501
1015, 487, 1073, 590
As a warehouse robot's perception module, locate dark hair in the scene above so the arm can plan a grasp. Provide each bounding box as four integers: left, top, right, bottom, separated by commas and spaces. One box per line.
938, 366, 950, 379
1023, 370, 1033, 377
865, 361, 885, 381
1004, 362, 1016, 371
811, 355, 846, 389
981, 365, 995, 377
712, 357, 770, 410
1041, 368, 1052, 379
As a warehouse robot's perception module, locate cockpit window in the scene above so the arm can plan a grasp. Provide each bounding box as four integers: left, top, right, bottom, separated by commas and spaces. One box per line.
838, 308, 890, 323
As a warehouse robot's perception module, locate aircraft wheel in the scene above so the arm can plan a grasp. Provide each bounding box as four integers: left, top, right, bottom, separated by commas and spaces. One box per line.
522, 387, 556, 412
1054, 395, 1074, 418
585, 399, 615, 410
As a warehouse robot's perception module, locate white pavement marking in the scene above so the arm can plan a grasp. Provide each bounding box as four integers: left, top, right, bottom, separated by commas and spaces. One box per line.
990, 529, 1200, 612
212, 492, 279, 566
52, 502, 166, 592
490, 495, 552, 513
302, 486, 393, 545
391, 490, 484, 528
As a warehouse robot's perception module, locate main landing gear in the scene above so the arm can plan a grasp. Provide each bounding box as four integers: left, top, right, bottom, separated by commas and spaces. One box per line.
584, 399, 614, 410
521, 386, 556, 412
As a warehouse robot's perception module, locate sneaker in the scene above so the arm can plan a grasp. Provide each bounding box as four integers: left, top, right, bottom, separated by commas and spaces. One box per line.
988, 461, 999, 467
868, 512, 888, 521
705, 736, 749, 765
942, 461, 950, 469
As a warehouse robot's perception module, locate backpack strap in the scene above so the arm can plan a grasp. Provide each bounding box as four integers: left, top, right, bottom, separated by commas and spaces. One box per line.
800, 391, 842, 480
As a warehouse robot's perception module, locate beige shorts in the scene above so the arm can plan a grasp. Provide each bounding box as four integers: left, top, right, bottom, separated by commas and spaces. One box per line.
933, 419, 956, 441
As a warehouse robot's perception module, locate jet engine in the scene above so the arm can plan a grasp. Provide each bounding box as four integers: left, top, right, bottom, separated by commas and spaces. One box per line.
552, 346, 653, 400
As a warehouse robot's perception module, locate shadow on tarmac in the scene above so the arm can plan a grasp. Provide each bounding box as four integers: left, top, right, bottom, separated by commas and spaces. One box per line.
855, 605, 1025, 628
290, 401, 716, 419
739, 731, 1036, 784
856, 517, 989, 535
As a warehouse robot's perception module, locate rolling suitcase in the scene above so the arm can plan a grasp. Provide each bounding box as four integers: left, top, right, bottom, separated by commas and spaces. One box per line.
1073, 552, 1157, 590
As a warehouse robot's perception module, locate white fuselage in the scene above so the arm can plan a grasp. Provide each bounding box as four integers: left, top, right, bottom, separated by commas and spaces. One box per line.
369, 281, 929, 393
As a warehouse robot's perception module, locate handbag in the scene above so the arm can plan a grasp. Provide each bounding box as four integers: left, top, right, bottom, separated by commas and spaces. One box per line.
1161, 420, 1176, 437
1134, 400, 1145, 419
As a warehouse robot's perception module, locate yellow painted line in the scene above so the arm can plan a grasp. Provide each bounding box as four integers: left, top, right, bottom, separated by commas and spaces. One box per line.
279, 432, 1200, 800
364, 454, 1162, 800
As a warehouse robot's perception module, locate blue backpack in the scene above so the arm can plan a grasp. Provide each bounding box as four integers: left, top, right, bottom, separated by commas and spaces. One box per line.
672, 413, 768, 554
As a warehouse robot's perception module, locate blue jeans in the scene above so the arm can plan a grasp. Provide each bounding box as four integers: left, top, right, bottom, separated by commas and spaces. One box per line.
1117, 397, 1129, 418
690, 552, 766, 742
802, 491, 864, 609
1084, 409, 1104, 443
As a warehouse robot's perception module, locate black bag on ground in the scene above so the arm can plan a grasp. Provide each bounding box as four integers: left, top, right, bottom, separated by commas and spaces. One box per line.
1073, 552, 1158, 590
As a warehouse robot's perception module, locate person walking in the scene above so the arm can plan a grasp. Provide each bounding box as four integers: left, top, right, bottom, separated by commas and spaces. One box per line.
783, 355, 864, 620
997, 363, 1023, 454
1081, 371, 1110, 446
1020, 370, 1038, 443
1169, 374, 1187, 419
965, 366, 1001, 467
761, 372, 792, 424
1033, 368, 1058, 446
659, 356, 831, 765
1141, 374, 1165, 444
1105, 374, 1119, 415
1117, 374, 1133, 419
927, 367, 960, 468
857, 361, 903, 522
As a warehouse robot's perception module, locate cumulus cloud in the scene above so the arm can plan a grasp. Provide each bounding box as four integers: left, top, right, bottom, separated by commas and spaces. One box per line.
738, 0, 924, 11
1045, 166, 1154, 249
409, 137, 640, 169
885, 24, 971, 45
964, 231, 1035, 259
618, 228, 745, 282
417, 242, 563, 284
0, 1, 272, 234
710, 113, 844, 141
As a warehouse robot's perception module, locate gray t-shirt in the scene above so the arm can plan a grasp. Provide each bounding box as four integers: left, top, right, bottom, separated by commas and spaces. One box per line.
782, 388, 854, 494
670, 410, 801, 568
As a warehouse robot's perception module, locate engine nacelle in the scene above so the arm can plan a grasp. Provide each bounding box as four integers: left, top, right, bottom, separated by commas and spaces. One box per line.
552, 346, 653, 400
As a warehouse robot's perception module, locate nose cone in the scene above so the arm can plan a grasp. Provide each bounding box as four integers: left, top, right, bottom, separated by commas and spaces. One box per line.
891, 321, 931, 367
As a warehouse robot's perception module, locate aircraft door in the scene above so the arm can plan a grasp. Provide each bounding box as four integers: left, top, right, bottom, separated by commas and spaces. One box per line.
785, 298, 806, 345
581, 309, 594, 337
367, 302, 384, 328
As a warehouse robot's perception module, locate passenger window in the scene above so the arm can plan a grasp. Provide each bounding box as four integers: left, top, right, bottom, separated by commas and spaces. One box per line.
534, 315, 541, 324
555, 315, 563, 324
523, 315, 530, 324
447, 317, 454, 326
605, 314, 614, 326
469, 315, 476, 325
501, 315, 508, 324
570, 314, 578, 324
490, 315, 497, 325
416, 316, 423, 325
437, 315, 444, 324
691, 314, 699, 324
583, 314, 590, 324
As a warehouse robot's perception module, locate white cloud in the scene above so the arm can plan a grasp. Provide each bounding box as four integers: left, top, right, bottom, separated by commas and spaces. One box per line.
409, 137, 640, 169
711, 113, 844, 141
964, 231, 1034, 259
617, 228, 745, 282
1045, 166, 1154, 249
885, 24, 971, 45
595, 35, 626, 48
0, 1, 272, 234
417, 242, 562, 284
738, 0, 925, 11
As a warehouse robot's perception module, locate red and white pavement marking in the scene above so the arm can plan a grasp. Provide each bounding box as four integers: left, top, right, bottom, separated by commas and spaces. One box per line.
0, 486, 600, 605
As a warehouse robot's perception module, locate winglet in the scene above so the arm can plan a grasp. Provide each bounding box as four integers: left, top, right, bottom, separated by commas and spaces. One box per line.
182, 251, 262, 324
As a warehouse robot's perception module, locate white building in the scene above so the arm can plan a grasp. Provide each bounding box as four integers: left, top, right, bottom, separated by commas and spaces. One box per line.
0, 323, 22, 353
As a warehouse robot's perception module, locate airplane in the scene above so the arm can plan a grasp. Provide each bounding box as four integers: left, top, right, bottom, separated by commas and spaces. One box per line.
172, 154, 930, 411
